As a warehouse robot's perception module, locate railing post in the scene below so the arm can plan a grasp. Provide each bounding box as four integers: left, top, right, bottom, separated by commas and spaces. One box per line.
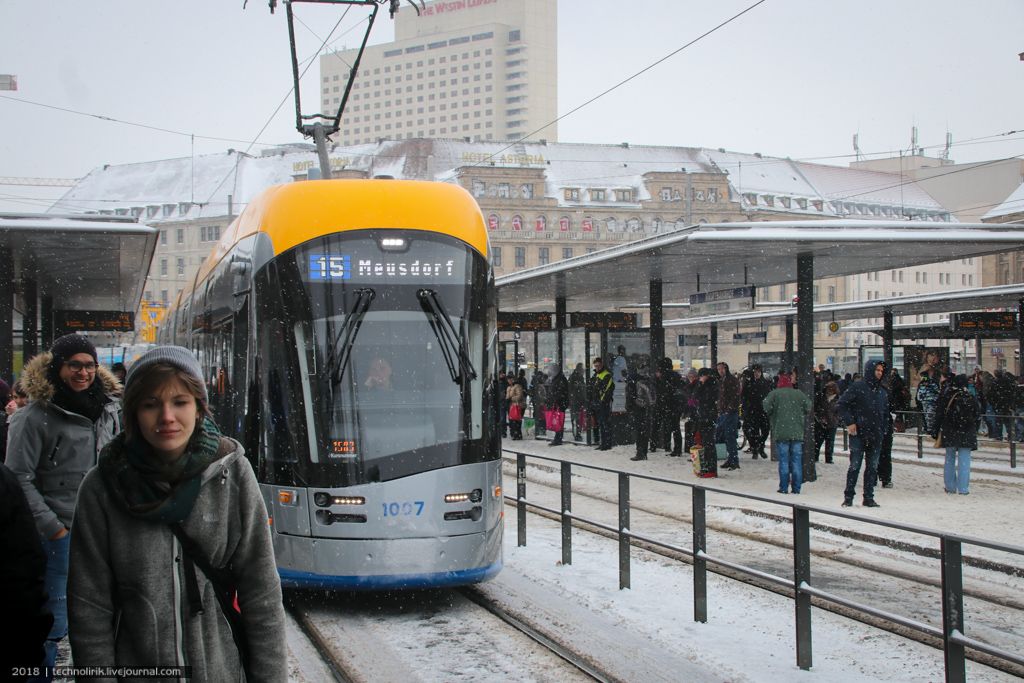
793, 507, 812, 671
941, 538, 966, 683
561, 461, 572, 566
516, 451, 527, 547
692, 488, 707, 623
1010, 436, 1017, 469
917, 419, 924, 459
618, 472, 630, 590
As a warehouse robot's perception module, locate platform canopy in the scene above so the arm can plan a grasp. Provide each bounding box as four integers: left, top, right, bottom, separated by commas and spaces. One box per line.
0, 213, 158, 311
496, 220, 1024, 312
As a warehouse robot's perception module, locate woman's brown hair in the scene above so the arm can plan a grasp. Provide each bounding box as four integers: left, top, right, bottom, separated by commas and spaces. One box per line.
121, 362, 211, 444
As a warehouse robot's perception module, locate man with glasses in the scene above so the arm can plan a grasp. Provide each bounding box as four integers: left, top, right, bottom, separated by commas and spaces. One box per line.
6, 334, 122, 680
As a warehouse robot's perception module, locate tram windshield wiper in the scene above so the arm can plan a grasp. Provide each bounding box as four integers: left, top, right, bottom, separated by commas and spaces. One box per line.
327, 288, 376, 386
417, 288, 477, 385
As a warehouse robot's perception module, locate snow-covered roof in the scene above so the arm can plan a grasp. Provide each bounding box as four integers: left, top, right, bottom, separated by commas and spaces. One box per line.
48, 139, 953, 222
983, 180, 1024, 220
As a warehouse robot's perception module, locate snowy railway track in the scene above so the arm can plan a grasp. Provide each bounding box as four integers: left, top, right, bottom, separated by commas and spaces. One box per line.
504, 456, 1024, 679
284, 588, 602, 682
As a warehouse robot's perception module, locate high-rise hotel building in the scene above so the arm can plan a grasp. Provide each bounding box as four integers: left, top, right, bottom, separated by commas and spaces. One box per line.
320, 0, 557, 146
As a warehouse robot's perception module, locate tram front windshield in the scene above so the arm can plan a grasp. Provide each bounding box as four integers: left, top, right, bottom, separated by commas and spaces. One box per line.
258, 232, 493, 487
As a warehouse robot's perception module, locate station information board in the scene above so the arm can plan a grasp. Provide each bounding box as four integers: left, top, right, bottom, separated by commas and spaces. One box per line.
569, 312, 637, 330
949, 312, 1017, 332
689, 286, 755, 316
497, 312, 552, 331
54, 310, 134, 334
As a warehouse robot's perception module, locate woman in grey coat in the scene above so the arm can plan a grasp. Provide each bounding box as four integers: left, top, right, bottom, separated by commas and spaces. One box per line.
68, 346, 286, 682
5, 334, 121, 678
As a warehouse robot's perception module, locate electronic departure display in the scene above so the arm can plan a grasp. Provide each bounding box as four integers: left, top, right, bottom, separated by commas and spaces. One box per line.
54, 310, 134, 333
307, 253, 464, 282
329, 439, 358, 458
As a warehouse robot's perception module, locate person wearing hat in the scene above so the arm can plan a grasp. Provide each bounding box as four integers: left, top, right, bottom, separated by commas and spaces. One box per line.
5, 334, 123, 678
66, 346, 286, 681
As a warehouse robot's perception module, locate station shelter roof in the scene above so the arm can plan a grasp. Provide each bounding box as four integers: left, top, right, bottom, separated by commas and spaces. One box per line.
0, 213, 158, 312
496, 220, 1024, 315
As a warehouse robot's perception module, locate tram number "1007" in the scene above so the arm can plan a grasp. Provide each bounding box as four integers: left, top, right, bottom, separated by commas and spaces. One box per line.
382, 501, 425, 517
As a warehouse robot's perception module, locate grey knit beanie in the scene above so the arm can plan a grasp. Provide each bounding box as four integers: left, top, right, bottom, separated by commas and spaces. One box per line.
125, 345, 207, 401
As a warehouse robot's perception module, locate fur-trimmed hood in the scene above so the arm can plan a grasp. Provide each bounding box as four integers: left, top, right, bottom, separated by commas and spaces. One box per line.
20, 351, 122, 402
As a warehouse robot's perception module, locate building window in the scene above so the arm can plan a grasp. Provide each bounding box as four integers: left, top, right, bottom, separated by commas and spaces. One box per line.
813, 285, 819, 302
176, 228, 184, 244
497, 183, 510, 198
159, 230, 167, 245
508, 30, 520, 42
176, 257, 185, 276
828, 286, 836, 303
472, 179, 486, 197
564, 188, 580, 201
591, 189, 605, 201
492, 246, 502, 268
562, 247, 573, 260
615, 189, 633, 202
515, 247, 526, 268
144, 290, 152, 302
520, 184, 533, 199
538, 247, 550, 266
159, 259, 168, 276
160, 290, 169, 303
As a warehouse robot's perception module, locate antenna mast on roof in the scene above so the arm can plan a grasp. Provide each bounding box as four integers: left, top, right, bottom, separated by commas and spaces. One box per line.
254, 0, 424, 179
852, 133, 861, 162
941, 132, 952, 160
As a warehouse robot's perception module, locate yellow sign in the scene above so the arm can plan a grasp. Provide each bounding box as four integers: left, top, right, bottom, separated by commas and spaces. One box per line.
138, 302, 169, 343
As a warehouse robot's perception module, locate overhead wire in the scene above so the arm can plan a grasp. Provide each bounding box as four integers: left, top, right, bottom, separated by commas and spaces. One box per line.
452, 0, 769, 173
201, 5, 354, 207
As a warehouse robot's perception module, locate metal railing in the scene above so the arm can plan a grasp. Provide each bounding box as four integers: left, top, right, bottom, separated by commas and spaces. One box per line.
506, 448, 1024, 682
838, 410, 1020, 468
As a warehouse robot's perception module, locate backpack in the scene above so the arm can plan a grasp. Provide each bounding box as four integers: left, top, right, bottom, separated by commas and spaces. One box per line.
635, 377, 655, 409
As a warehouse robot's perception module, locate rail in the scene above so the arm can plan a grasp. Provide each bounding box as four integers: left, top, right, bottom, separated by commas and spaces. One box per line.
504, 448, 1024, 682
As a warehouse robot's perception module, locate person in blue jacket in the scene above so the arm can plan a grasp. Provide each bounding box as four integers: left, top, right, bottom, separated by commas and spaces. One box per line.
836, 360, 889, 508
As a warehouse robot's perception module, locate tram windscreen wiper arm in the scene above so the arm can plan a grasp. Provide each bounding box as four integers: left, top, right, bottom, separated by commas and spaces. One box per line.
417, 289, 477, 385
328, 288, 375, 386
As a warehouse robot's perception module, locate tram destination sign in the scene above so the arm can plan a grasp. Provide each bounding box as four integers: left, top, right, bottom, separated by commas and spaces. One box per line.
570, 312, 637, 330
949, 312, 1017, 332
689, 286, 755, 316
497, 312, 552, 331
733, 331, 768, 343
54, 310, 134, 334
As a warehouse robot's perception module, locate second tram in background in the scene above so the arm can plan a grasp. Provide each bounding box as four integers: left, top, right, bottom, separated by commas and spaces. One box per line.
158, 179, 502, 589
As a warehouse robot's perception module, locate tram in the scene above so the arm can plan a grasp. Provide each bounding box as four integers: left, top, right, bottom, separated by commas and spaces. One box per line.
158, 179, 502, 589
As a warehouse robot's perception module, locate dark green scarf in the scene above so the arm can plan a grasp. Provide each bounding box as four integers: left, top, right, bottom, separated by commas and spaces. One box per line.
99, 416, 227, 523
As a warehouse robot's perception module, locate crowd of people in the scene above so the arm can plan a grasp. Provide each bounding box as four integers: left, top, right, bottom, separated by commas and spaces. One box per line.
2, 336, 283, 682
497, 353, 1002, 507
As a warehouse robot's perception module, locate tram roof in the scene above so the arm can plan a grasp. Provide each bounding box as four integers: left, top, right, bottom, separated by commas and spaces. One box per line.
663, 283, 1024, 328
495, 220, 1024, 313
0, 213, 158, 311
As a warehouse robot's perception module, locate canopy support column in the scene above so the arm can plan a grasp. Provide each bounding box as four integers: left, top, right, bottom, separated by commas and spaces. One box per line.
22, 275, 38, 361
797, 252, 816, 483
784, 317, 794, 371
883, 308, 894, 372
650, 279, 664, 363
555, 296, 566, 368
40, 294, 53, 350
710, 323, 718, 367
0, 247, 12, 382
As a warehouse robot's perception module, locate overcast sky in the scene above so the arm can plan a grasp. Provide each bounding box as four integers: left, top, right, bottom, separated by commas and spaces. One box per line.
1, 0, 1022, 212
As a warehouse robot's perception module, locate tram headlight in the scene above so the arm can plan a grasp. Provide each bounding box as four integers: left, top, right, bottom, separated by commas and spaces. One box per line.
314, 492, 366, 507
445, 489, 483, 504
380, 237, 408, 251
